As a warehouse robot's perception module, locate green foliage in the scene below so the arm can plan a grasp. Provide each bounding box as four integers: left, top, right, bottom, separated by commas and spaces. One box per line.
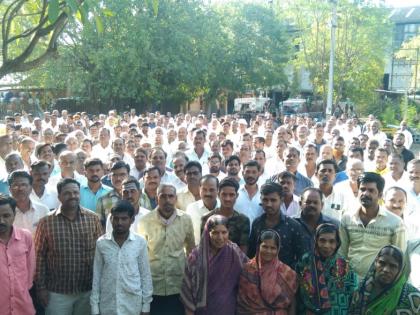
23, 0, 291, 110
395, 35, 420, 92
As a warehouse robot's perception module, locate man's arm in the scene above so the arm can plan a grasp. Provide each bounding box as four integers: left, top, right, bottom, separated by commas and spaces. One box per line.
138, 240, 153, 315
90, 241, 104, 315
26, 232, 36, 289
239, 216, 250, 254
34, 219, 49, 307
338, 218, 349, 258
184, 216, 196, 256
393, 220, 407, 252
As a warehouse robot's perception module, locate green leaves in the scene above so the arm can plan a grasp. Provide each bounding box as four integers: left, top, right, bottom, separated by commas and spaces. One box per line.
48, 0, 60, 23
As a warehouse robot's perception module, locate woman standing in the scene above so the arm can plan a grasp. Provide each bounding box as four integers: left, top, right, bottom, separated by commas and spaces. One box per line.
181, 215, 248, 315
296, 223, 358, 314
237, 229, 297, 315
349, 245, 420, 315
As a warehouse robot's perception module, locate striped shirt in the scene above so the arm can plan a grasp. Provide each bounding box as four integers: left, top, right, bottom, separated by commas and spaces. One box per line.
34, 206, 103, 294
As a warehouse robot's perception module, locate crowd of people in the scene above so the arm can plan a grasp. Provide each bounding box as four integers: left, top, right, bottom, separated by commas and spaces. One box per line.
0, 108, 419, 315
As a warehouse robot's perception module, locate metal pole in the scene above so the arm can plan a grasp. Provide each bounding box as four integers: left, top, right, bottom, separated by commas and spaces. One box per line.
326, 0, 337, 118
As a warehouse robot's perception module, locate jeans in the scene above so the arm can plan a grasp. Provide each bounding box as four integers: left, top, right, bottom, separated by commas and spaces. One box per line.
45, 291, 91, 315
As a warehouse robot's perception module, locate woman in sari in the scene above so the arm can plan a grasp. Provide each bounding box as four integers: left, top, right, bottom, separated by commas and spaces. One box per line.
180, 214, 248, 315
349, 245, 420, 315
296, 223, 358, 314
237, 229, 297, 315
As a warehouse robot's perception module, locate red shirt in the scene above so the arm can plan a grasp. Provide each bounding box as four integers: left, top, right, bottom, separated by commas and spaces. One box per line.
0, 227, 35, 315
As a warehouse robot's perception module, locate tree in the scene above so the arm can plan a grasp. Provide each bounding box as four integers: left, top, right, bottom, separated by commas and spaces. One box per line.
283, 0, 391, 114
395, 35, 420, 92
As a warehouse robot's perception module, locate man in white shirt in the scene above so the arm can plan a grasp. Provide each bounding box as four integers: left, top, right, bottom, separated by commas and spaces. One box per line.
186, 129, 211, 174
253, 149, 270, 186
8, 170, 49, 235
277, 171, 300, 217
49, 150, 87, 188
106, 177, 149, 234
111, 138, 135, 170
406, 159, 420, 212
30, 161, 60, 211
186, 175, 220, 243
0, 134, 13, 176
399, 120, 413, 149
208, 153, 226, 181
383, 154, 410, 192
91, 127, 113, 161
91, 200, 153, 315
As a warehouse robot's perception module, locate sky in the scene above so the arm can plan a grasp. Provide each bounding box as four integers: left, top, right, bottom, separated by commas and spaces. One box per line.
385, 0, 420, 7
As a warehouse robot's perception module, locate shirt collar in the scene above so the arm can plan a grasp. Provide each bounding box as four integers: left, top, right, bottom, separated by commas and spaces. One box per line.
55, 206, 84, 217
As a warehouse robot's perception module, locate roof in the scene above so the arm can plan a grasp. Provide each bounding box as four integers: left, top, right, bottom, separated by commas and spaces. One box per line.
389, 7, 420, 24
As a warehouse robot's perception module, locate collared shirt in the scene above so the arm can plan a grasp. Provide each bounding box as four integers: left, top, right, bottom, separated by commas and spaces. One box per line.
90, 232, 153, 315
257, 168, 271, 186
186, 148, 211, 174
91, 144, 113, 162
105, 206, 150, 234
407, 239, 420, 289
248, 212, 307, 269
30, 185, 60, 211
34, 207, 103, 294
130, 166, 146, 180
339, 206, 406, 278
122, 154, 135, 170
234, 185, 263, 226
0, 227, 35, 315
96, 190, 121, 225
294, 213, 340, 250
201, 209, 250, 248
49, 171, 88, 188
140, 191, 158, 211
80, 184, 113, 212
266, 157, 286, 175
186, 199, 220, 244
321, 188, 348, 221
14, 200, 49, 236
176, 186, 198, 211
137, 209, 195, 296
271, 171, 313, 196
280, 194, 301, 217
383, 172, 411, 192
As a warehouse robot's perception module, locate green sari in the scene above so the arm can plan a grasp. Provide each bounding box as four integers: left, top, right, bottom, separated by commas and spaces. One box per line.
349, 247, 420, 315
296, 251, 358, 314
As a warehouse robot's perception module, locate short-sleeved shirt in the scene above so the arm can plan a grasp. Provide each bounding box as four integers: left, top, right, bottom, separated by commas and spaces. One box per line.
201, 209, 250, 248
80, 184, 112, 212
248, 212, 307, 269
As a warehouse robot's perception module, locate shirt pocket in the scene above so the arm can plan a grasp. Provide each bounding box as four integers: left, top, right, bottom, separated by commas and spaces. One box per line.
121, 254, 142, 295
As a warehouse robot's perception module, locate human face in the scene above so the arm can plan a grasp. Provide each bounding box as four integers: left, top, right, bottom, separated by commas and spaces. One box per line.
157, 186, 177, 219
408, 163, 420, 186
111, 212, 134, 235
221, 145, 233, 158
81, 140, 92, 153
219, 186, 238, 209
243, 166, 259, 186
253, 152, 266, 169
348, 162, 364, 182
134, 150, 147, 170
85, 164, 104, 184
110, 167, 129, 190
122, 182, 141, 207
193, 133, 205, 150
371, 122, 379, 133
144, 169, 161, 191
276, 140, 287, 159
297, 126, 308, 141
358, 182, 381, 209
112, 139, 125, 155
350, 138, 360, 149
59, 154, 76, 173
279, 177, 294, 197
0, 136, 13, 157
283, 149, 300, 172
348, 150, 363, 161
333, 139, 345, 154
209, 224, 229, 251
259, 239, 278, 263
200, 178, 218, 206
300, 190, 323, 217
304, 147, 317, 163
226, 159, 240, 177
358, 135, 368, 148
368, 142, 379, 159
185, 166, 202, 186
0, 204, 15, 235
31, 165, 50, 188
66, 138, 79, 151
374, 254, 400, 286
10, 177, 32, 201
321, 146, 333, 160
261, 192, 281, 216
375, 151, 388, 170
99, 129, 110, 145
208, 157, 221, 174
58, 183, 80, 209
317, 163, 336, 186
178, 128, 187, 141
384, 189, 406, 218
173, 157, 186, 179
388, 156, 404, 176
6, 156, 24, 173
150, 150, 166, 171
316, 232, 338, 258
20, 141, 35, 158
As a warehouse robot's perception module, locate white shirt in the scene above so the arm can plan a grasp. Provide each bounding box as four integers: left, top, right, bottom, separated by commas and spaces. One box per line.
186, 199, 220, 244
401, 129, 413, 149
91, 144, 113, 161
49, 171, 88, 188
265, 156, 286, 175
122, 154, 135, 170
257, 168, 271, 187
334, 180, 359, 209
321, 188, 348, 221
281, 194, 301, 217
408, 240, 420, 289
383, 172, 410, 192
14, 200, 49, 235
30, 185, 60, 211
186, 148, 211, 175
105, 207, 150, 234
234, 185, 264, 226
90, 232, 153, 315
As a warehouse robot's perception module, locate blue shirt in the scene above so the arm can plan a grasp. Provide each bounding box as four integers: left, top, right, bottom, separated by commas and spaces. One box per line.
334, 171, 348, 184
0, 177, 9, 195
80, 184, 113, 212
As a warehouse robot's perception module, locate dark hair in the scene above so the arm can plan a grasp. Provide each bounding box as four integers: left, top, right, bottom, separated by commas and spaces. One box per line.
57, 178, 80, 195
357, 172, 385, 194
333, 136, 345, 143
376, 147, 389, 156
35, 143, 53, 158
0, 193, 17, 213
205, 214, 229, 232
184, 161, 202, 174
135, 147, 149, 157
254, 136, 265, 144
149, 147, 167, 159
276, 171, 296, 182
315, 223, 341, 253
200, 174, 219, 188
225, 155, 241, 167
30, 160, 51, 171
219, 177, 239, 193
208, 153, 222, 162
221, 139, 234, 149
258, 229, 281, 250
376, 245, 404, 269
110, 161, 130, 173
253, 149, 266, 158
349, 147, 364, 157
122, 176, 141, 190
84, 158, 104, 169
243, 160, 261, 172
111, 200, 135, 218
52, 143, 68, 156
316, 159, 339, 173
260, 182, 284, 198
193, 129, 206, 138
8, 170, 33, 186
143, 166, 162, 177
388, 153, 404, 163
301, 187, 324, 202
